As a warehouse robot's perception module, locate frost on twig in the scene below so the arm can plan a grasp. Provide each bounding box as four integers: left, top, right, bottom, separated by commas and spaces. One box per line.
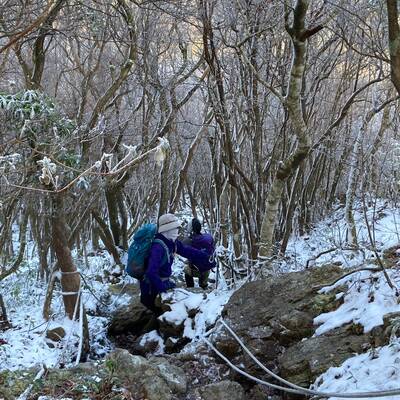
0, 153, 22, 173
37, 157, 58, 188
112, 144, 138, 172
154, 137, 170, 166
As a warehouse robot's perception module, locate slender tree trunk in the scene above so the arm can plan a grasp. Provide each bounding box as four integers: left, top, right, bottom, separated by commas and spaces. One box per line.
0, 210, 28, 281
258, 0, 317, 259
51, 194, 82, 319
0, 294, 9, 329
345, 120, 362, 247
105, 186, 121, 247
386, 0, 400, 95
280, 167, 303, 255
92, 210, 122, 265
230, 186, 241, 258
158, 151, 171, 217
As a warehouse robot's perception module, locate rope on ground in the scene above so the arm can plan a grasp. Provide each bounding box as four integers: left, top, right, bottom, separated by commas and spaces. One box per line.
55, 285, 82, 367
203, 338, 310, 396
205, 318, 400, 398
75, 291, 85, 366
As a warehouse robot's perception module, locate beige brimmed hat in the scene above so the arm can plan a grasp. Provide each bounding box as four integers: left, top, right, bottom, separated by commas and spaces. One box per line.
158, 213, 181, 233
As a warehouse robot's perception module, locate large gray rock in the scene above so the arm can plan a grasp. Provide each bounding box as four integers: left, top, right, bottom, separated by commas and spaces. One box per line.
214, 265, 377, 391
1, 350, 189, 400
198, 380, 245, 400
279, 325, 371, 387
106, 349, 172, 400
221, 265, 344, 346
106, 349, 187, 400
215, 266, 344, 369
149, 356, 188, 394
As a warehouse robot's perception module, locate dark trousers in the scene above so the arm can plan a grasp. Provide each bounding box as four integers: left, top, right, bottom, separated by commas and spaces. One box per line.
140, 276, 163, 315
140, 291, 163, 316
185, 270, 209, 290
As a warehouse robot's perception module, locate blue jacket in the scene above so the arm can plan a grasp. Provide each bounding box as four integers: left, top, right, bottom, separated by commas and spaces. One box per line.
140, 233, 215, 296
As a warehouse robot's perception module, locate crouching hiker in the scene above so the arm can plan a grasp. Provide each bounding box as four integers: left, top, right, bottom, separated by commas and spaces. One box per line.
184, 218, 215, 290
130, 213, 215, 316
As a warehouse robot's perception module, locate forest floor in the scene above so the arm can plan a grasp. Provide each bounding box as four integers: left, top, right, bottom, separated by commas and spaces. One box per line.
2, 198, 400, 399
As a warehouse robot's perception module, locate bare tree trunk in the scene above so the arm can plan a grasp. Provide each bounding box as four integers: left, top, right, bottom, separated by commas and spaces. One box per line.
0, 294, 10, 330
43, 264, 57, 320
51, 194, 90, 357
386, 0, 400, 95
259, 0, 318, 258
219, 180, 229, 248
0, 210, 28, 281
280, 167, 303, 255
366, 105, 391, 194
230, 186, 241, 258
117, 192, 129, 250
105, 186, 121, 247
158, 151, 171, 217
51, 194, 82, 319
92, 210, 122, 265
345, 119, 363, 247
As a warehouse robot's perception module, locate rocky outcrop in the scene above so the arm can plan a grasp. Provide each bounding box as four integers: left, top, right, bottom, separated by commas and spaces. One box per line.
278, 325, 371, 387
106, 349, 187, 399
0, 348, 247, 400
198, 380, 245, 400
213, 265, 387, 396
0, 349, 189, 400
105, 264, 400, 399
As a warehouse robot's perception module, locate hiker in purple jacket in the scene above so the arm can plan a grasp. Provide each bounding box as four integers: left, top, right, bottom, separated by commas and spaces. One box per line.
184, 218, 215, 290
140, 213, 215, 315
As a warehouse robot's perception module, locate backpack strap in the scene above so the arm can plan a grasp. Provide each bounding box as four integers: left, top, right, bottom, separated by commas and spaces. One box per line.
153, 239, 171, 265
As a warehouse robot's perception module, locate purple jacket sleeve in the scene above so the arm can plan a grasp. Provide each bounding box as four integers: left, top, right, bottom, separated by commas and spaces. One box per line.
176, 240, 216, 272
146, 243, 169, 293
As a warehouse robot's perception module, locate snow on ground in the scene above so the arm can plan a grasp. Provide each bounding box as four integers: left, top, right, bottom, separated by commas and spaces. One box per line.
312, 341, 400, 400
284, 199, 400, 271
311, 265, 400, 399
0, 244, 232, 372
159, 288, 232, 341
314, 268, 400, 335
0, 250, 118, 371
305, 201, 400, 398
2, 199, 400, 400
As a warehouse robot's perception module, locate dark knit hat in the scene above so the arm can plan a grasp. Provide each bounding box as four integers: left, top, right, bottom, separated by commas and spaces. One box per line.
191, 218, 202, 235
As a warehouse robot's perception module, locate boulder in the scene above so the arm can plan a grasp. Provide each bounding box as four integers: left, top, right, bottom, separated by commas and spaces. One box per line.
278, 325, 371, 386
370, 311, 400, 346
149, 356, 188, 394
106, 349, 187, 400
198, 380, 245, 400
0, 350, 190, 400
221, 265, 344, 349
214, 265, 378, 391
216, 266, 344, 364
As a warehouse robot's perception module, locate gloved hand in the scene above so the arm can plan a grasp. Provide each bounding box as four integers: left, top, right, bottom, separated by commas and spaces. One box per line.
164, 280, 176, 290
